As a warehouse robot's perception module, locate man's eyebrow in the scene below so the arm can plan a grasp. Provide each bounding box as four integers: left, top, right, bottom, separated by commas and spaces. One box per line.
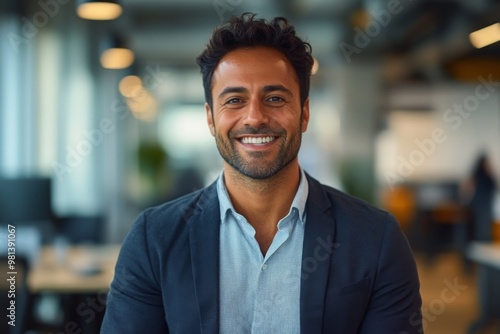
218, 85, 294, 99
262, 85, 293, 96
218, 86, 247, 98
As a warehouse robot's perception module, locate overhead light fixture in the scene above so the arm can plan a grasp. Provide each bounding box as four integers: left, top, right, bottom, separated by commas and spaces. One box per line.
119, 75, 143, 97
100, 35, 134, 69
127, 89, 158, 121
469, 23, 500, 49
118, 75, 158, 121
101, 48, 134, 69
77, 0, 123, 21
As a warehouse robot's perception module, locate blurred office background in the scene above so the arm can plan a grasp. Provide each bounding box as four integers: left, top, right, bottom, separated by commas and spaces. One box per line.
0, 0, 499, 333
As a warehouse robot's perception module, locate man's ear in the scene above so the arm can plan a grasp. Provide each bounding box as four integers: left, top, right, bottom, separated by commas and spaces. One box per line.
301, 98, 310, 133
205, 103, 215, 136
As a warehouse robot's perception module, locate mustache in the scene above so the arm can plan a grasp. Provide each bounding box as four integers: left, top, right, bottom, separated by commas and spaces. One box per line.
231, 126, 284, 137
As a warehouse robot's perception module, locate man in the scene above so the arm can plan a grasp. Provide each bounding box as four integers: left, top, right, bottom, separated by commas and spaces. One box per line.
101, 13, 422, 334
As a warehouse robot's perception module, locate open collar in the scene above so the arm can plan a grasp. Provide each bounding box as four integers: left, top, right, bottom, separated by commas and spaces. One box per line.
187, 173, 337, 334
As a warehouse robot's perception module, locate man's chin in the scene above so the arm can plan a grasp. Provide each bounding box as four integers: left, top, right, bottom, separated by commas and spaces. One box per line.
234, 166, 277, 180
229, 159, 294, 180
223, 160, 276, 180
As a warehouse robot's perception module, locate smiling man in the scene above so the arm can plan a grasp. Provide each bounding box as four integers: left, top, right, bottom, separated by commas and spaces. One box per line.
102, 13, 423, 334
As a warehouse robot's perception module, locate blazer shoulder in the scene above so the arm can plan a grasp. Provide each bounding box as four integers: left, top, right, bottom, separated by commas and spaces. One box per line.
307, 174, 390, 221
134, 181, 218, 238
306, 174, 399, 240
328, 185, 388, 218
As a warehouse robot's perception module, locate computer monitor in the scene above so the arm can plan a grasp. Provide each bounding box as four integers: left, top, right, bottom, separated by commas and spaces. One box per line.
0, 177, 53, 223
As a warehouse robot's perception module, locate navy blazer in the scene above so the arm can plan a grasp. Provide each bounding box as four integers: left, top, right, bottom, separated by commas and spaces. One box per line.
101, 174, 422, 333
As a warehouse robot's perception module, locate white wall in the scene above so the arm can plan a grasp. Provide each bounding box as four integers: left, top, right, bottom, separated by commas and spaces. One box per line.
377, 80, 500, 188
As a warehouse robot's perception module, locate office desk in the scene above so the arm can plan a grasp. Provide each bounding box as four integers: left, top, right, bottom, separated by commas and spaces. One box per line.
467, 242, 500, 334
28, 244, 120, 293
24, 245, 120, 333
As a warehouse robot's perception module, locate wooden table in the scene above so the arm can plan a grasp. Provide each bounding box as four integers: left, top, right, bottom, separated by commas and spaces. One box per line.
23, 244, 121, 333
28, 244, 120, 293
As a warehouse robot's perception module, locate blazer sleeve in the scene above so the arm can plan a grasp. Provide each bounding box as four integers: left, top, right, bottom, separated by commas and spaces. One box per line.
359, 213, 423, 334
101, 212, 169, 334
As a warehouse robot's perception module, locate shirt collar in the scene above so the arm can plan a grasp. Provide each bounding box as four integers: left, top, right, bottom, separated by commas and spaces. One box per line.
216, 168, 309, 224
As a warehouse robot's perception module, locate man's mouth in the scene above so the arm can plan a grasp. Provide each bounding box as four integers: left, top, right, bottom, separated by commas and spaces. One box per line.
239, 136, 277, 145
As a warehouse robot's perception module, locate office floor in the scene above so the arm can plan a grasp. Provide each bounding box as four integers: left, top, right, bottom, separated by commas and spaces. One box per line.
415, 251, 499, 334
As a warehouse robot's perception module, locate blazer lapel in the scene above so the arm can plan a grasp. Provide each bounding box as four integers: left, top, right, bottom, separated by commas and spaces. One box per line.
188, 184, 220, 334
300, 175, 337, 334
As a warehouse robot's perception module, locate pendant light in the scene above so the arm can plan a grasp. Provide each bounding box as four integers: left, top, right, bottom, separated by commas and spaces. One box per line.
77, 0, 123, 21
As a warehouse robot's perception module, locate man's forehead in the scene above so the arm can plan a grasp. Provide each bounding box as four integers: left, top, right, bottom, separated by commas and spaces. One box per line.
211, 47, 299, 89
221, 45, 289, 61
214, 47, 292, 74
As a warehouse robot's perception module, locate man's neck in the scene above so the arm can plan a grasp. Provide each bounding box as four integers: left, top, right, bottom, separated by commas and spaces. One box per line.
223, 161, 301, 253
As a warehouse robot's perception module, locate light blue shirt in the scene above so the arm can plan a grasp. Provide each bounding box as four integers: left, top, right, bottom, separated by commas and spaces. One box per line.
217, 169, 308, 334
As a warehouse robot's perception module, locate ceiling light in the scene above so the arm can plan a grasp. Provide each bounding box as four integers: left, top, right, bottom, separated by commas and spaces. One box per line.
469, 23, 500, 49
127, 91, 156, 114
119, 75, 143, 97
77, 0, 122, 21
127, 90, 158, 121
100, 48, 134, 69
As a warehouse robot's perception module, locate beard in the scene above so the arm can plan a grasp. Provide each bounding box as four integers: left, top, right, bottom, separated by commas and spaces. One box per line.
214, 123, 302, 180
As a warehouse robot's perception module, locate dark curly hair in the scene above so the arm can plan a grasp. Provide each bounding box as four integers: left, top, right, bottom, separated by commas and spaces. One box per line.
196, 13, 314, 110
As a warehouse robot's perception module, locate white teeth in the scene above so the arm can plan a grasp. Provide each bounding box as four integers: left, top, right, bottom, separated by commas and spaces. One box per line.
241, 136, 275, 144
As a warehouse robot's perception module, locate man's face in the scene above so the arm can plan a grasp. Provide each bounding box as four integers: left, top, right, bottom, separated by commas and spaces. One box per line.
206, 46, 309, 179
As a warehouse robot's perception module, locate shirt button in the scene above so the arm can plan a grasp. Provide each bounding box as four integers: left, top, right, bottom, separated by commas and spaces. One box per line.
262, 263, 268, 271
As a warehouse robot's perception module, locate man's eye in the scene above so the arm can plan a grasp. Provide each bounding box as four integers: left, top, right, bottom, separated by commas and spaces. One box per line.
267, 96, 284, 102
226, 98, 241, 104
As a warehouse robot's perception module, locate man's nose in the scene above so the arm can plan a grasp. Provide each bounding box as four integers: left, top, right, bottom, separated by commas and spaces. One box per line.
244, 98, 268, 127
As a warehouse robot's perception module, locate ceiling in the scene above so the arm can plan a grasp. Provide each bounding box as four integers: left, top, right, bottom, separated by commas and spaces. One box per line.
2, 0, 499, 84
108, 0, 500, 84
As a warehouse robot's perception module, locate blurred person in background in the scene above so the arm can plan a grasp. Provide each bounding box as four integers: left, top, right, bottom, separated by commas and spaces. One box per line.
463, 153, 497, 241
102, 13, 422, 334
